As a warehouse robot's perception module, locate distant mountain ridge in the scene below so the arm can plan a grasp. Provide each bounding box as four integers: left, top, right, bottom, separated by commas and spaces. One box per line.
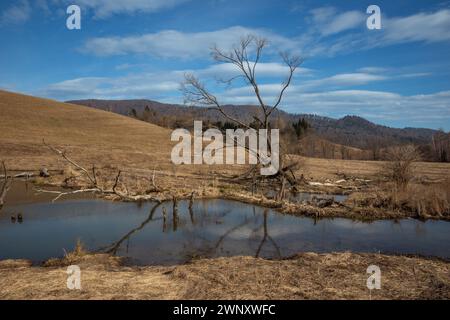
67, 98, 438, 150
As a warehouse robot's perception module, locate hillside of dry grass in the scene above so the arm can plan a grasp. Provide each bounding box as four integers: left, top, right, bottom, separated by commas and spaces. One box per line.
0, 90, 174, 171
1, 90, 448, 181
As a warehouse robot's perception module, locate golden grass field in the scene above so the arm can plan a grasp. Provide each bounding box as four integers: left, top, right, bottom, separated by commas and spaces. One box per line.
0, 90, 173, 171
1, 89, 449, 300
2, 90, 449, 181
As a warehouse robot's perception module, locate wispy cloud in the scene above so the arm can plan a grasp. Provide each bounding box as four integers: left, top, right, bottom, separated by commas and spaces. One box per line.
81, 7, 450, 60
223, 72, 387, 98
43, 74, 181, 100
61, 0, 190, 18
0, 0, 31, 25
357, 67, 390, 74
382, 9, 450, 44
42, 61, 312, 100
221, 89, 450, 127
309, 7, 366, 36
0, 0, 191, 25
41, 63, 450, 128
82, 26, 297, 58
305, 7, 450, 56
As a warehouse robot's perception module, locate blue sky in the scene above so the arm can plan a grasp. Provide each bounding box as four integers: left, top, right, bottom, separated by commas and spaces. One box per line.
1, 0, 450, 130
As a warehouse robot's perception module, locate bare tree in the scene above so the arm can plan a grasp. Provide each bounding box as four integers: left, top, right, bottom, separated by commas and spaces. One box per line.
432, 130, 450, 162
183, 35, 301, 131
181, 35, 302, 197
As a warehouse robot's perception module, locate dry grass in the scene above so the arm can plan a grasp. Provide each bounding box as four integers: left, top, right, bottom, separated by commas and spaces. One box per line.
348, 178, 450, 219
388, 179, 450, 218
45, 239, 87, 267
0, 90, 174, 172
0, 252, 448, 300
2, 90, 449, 184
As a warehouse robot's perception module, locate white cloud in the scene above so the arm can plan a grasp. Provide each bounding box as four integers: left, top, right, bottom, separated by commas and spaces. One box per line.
219, 88, 450, 126
306, 7, 450, 56
42, 61, 312, 100
310, 7, 365, 36
42, 67, 450, 128
200, 62, 313, 80
383, 9, 450, 44
83, 26, 298, 58
357, 67, 390, 74
61, 0, 190, 18
43, 74, 181, 100
1, 0, 190, 23
222, 72, 387, 98
309, 7, 337, 24
79, 7, 450, 60
303, 73, 387, 89
0, 0, 31, 25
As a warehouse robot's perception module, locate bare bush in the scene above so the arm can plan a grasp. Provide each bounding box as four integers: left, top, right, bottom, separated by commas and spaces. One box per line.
383, 145, 421, 190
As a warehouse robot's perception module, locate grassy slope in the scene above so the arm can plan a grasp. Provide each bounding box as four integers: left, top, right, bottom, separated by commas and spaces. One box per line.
1, 90, 449, 181
0, 90, 173, 171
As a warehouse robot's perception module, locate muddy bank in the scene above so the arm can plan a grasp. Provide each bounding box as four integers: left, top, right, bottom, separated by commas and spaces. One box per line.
3, 173, 448, 222
221, 192, 450, 221
0, 252, 448, 300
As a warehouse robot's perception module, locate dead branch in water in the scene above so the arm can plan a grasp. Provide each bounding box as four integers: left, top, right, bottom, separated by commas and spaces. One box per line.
43, 140, 97, 187
37, 140, 162, 203
255, 210, 281, 258
0, 172, 34, 179
0, 161, 13, 210
103, 202, 163, 254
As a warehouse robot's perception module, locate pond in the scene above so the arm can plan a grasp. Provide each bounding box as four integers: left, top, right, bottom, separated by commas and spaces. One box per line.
0, 193, 449, 265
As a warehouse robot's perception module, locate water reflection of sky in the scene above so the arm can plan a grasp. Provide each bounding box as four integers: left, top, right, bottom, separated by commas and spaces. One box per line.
0, 199, 449, 265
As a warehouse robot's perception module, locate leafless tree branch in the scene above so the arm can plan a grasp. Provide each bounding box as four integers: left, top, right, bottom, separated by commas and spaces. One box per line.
38, 141, 162, 203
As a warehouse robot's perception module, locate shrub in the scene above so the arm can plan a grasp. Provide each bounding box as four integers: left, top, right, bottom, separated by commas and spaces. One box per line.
383, 145, 421, 190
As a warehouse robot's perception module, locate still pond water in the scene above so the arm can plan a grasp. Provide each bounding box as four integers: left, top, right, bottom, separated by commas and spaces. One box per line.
1, 195, 449, 265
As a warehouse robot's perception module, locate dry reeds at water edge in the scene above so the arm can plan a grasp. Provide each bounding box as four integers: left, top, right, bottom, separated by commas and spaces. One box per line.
377, 178, 450, 219
44, 239, 88, 267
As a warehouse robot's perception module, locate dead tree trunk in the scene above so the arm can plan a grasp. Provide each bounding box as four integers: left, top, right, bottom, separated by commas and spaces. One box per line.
188, 192, 194, 209
181, 36, 302, 197
162, 207, 167, 233
0, 161, 13, 210
173, 196, 179, 231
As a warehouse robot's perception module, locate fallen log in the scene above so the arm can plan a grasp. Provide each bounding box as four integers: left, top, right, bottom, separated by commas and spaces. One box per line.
0, 172, 35, 179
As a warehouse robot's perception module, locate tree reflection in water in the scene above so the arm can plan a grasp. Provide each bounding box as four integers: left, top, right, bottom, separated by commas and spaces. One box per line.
101, 201, 281, 261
